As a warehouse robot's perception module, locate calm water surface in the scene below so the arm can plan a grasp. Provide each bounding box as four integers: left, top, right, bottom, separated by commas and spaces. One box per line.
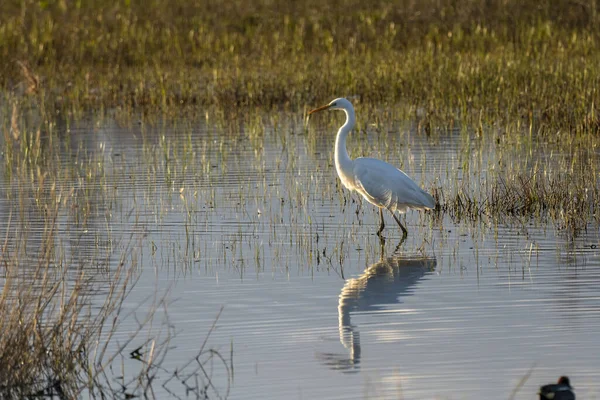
4, 113, 600, 399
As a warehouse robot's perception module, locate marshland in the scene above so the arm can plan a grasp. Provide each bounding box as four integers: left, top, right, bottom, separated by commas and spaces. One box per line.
1, 0, 599, 398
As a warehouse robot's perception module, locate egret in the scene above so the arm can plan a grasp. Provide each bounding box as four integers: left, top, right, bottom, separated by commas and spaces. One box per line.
308, 98, 435, 238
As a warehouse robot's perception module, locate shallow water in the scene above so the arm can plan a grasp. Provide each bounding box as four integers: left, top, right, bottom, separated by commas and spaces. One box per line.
3, 112, 600, 399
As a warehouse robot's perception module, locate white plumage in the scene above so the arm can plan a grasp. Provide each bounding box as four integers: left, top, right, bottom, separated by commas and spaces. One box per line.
309, 97, 435, 237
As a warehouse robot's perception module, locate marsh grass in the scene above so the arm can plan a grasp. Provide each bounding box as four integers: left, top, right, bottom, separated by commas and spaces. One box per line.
0, 229, 135, 398
1, 0, 600, 126
0, 3, 599, 393
437, 171, 598, 235
1, 1, 599, 231
0, 213, 232, 399
0, 110, 232, 398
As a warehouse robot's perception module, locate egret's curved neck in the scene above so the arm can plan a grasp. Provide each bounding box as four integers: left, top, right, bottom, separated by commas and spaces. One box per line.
335, 108, 355, 177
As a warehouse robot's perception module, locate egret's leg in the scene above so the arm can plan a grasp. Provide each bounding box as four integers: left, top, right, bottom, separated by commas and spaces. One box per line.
391, 212, 408, 238
376, 208, 385, 236
393, 236, 407, 253
379, 235, 386, 253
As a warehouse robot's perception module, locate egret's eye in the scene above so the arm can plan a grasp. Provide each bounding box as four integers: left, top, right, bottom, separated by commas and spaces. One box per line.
332, 103, 336, 107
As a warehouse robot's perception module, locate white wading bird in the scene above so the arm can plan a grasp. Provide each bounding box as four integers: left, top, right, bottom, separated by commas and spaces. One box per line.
308, 98, 435, 238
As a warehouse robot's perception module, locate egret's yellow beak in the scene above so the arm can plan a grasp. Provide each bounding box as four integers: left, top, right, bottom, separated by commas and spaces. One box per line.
308, 104, 331, 115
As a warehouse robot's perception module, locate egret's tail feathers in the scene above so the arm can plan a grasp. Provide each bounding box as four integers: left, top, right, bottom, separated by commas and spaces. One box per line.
421, 190, 436, 210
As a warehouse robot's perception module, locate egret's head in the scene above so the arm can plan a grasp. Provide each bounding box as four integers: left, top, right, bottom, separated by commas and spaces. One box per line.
309, 97, 353, 115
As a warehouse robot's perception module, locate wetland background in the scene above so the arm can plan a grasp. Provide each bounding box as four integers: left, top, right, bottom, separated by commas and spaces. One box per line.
1, 0, 600, 398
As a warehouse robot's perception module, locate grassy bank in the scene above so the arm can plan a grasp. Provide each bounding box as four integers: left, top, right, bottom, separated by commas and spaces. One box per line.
1, 0, 600, 129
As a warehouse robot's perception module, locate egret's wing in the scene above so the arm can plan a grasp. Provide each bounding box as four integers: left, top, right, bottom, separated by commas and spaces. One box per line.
353, 159, 395, 208
353, 158, 435, 211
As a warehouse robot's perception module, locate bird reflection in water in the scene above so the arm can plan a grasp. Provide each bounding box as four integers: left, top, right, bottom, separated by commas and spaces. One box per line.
318, 242, 436, 372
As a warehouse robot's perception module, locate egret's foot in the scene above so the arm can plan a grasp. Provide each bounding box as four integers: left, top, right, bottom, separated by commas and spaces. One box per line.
377, 230, 386, 250
393, 236, 407, 253
378, 234, 387, 258
391, 213, 409, 238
